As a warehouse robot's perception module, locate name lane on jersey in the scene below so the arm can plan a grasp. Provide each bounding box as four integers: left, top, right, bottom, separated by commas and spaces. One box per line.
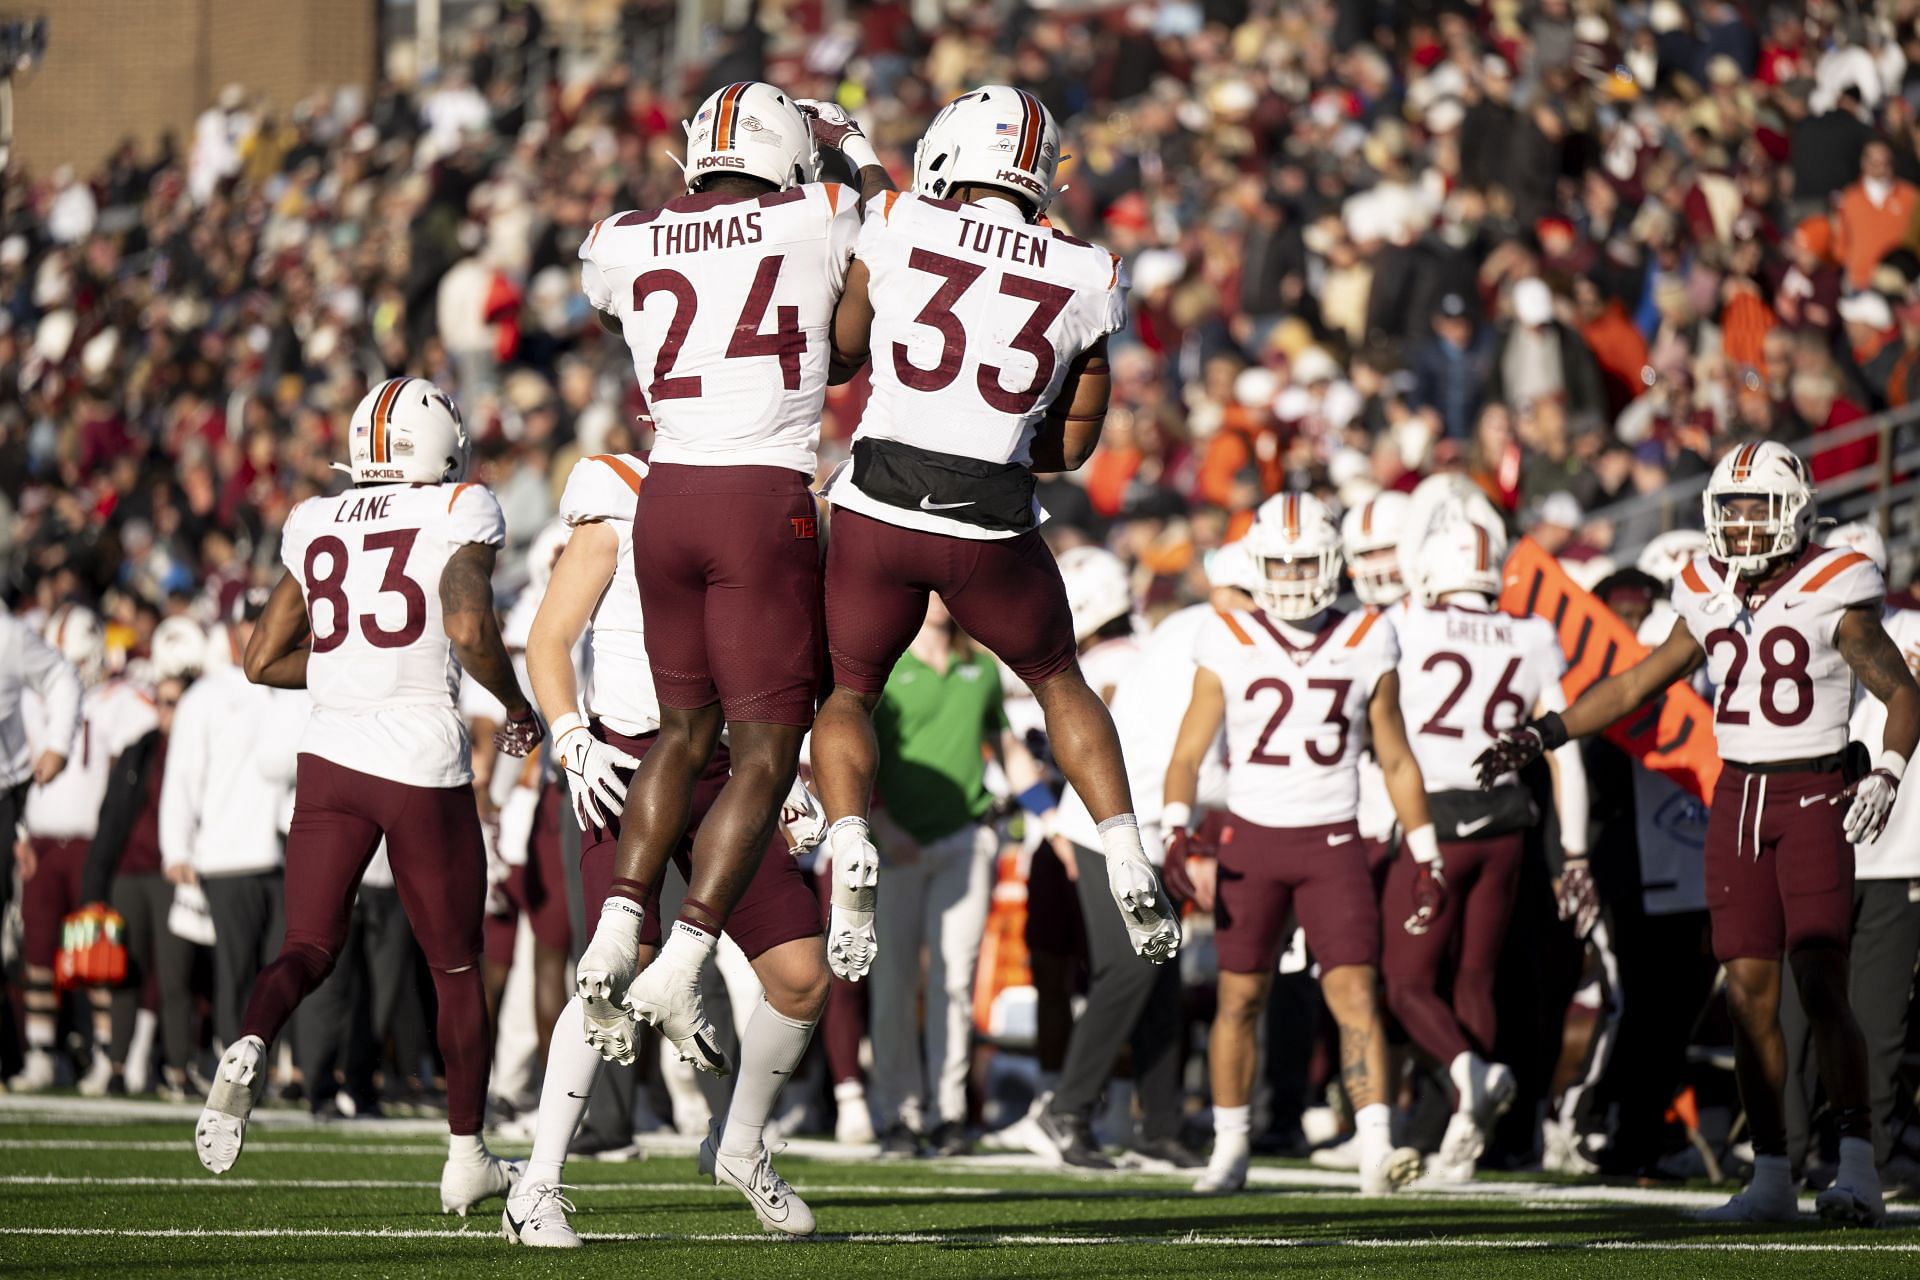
334, 493, 396, 523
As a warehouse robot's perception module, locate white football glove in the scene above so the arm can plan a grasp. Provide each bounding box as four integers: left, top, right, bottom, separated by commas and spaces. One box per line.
781, 775, 828, 854
794, 99, 881, 171
555, 723, 640, 832
1838, 769, 1901, 845
1105, 847, 1181, 964
824, 822, 880, 982
577, 900, 644, 1064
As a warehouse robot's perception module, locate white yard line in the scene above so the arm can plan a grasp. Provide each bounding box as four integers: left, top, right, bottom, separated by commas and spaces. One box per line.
0, 1175, 999, 1195
0, 1225, 1915, 1251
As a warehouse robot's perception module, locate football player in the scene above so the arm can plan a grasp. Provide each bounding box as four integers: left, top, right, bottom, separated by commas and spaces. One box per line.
808, 85, 1178, 994
1024, 544, 1257, 1169
1163, 494, 1435, 1195
509, 450, 828, 1243
1477, 442, 1920, 1224
14, 604, 157, 1093
1341, 492, 1413, 874
197, 377, 541, 1218
0, 609, 80, 1092
573, 82, 859, 1078
1385, 516, 1590, 1181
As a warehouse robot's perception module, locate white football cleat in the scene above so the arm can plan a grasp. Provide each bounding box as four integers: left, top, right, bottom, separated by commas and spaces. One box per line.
440, 1147, 523, 1216
1192, 1143, 1249, 1194
1360, 1145, 1423, 1196
576, 917, 640, 1065
1541, 1116, 1600, 1176
1428, 1112, 1485, 1183
77, 1047, 113, 1098
196, 1035, 267, 1175
623, 956, 731, 1077
1694, 1185, 1800, 1224
699, 1122, 816, 1236
7, 1049, 56, 1094
834, 1081, 875, 1145
1309, 1132, 1363, 1171
502, 1182, 582, 1248
1815, 1177, 1886, 1227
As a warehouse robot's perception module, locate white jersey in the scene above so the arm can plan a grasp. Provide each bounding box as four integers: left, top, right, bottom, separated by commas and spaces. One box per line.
579, 184, 859, 475
1850, 605, 1920, 878
0, 613, 80, 791
558, 452, 660, 737
1055, 605, 1228, 858
1356, 602, 1411, 841
1669, 546, 1883, 765
1195, 607, 1398, 829
1396, 598, 1568, 791
280, 481, 507, 789
24, 679, 158, 839
823, 192, 1128, 540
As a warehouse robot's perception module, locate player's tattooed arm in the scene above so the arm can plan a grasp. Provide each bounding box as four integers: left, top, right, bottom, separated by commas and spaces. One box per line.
440, 542, 532, 719
242, 572, 312, 690
1030, 337, 1110, 472
1557, 614, 1706, 741
829, 259, 875, 385
1838, 605, 1920, 760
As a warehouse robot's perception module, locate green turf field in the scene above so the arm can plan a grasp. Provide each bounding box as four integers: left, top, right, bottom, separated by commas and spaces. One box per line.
1, 1100, 1915, 1278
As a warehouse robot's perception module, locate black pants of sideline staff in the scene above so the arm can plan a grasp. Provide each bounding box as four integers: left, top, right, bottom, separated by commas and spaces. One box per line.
1048, 845, 1185, 1141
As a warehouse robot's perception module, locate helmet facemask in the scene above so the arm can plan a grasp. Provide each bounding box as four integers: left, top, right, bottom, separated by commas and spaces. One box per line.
1706, 490, 1807, 579
1253, 546, 1341, 620
1348, 546, 1405, 606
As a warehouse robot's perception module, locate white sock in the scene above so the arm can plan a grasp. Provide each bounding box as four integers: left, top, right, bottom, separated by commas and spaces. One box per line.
517, 996, 606, 1196
1750, 1153, 1792, 1198
1212, 1103, 1251, 1155
661, 919, 718, 969
1356, 1102, 1392, 1169
1097, 813, 1146, 865
25, 1015, 54, 1051
1837, 1136, 1878, 1186
449, 1133, 487, 1163
720, 996, 817, 1158
1448, 1050, 1476, 1108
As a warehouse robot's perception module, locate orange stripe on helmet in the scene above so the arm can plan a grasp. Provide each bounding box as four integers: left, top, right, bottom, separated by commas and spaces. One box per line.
714, 82, 749, 151
1284, 494, 1300, 539
1360, 500, 1375, 537
371, 378, 407, 464
1475, 525, 1490, 572
1015, 89, 1044, 172
1731, 443, 1758, 481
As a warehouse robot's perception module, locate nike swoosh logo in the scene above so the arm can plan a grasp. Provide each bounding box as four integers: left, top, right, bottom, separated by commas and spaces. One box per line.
1800, 795, 1829, 808
920, 496, 976, 511
1326, 833, 1355, 846
505, 1208, 527, 1236
1783, 600, 1810, 610
1457, 815, 1495, 836
567, 1091, 592, 1099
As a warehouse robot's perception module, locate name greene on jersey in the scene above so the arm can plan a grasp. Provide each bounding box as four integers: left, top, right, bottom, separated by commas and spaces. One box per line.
647, 212, 763, 256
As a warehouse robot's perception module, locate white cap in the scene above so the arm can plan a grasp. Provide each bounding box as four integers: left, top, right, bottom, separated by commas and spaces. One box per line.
1512, 277, 1554, 328
1839, 292, 1894, 330
1531, 490, 1584, 530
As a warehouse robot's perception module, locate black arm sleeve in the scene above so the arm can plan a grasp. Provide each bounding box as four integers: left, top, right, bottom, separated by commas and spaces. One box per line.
82, 732, 155, 905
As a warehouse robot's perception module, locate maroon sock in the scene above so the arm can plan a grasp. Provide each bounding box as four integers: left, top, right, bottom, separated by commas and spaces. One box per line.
429, 964, 492, 1136
678, 896, 723, 937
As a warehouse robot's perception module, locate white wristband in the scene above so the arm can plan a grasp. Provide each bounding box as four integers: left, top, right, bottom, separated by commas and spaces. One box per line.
1161, 802, 1192, 834
1876, 749, 1908, 782
838, 133, 881, 174
1405, 824, 1440, 865
549, 711, 587, 744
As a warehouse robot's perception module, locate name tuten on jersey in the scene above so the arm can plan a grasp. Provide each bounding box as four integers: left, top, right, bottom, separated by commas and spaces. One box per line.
956, 214, 1048, 266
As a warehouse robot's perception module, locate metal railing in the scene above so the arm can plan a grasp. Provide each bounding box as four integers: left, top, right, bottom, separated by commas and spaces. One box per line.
1584, 403, 1920, 589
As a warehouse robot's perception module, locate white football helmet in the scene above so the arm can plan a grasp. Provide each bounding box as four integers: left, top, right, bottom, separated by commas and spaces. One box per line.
45, 603, 106, 685
1340, 491, 1411, 606
1634, 529, 1711, 585
1245, 493, 1343, 620
343, 377, 470, 485
1058, 546, 1133, 643
1823, 521, 1889, 573
1702, 441, 1813, 579
150, 616, 208, 680
1419, 518, 1508, 603
682, 81, 818, 193
1205, 540, 1260, 594
914, 85, 1062, 215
